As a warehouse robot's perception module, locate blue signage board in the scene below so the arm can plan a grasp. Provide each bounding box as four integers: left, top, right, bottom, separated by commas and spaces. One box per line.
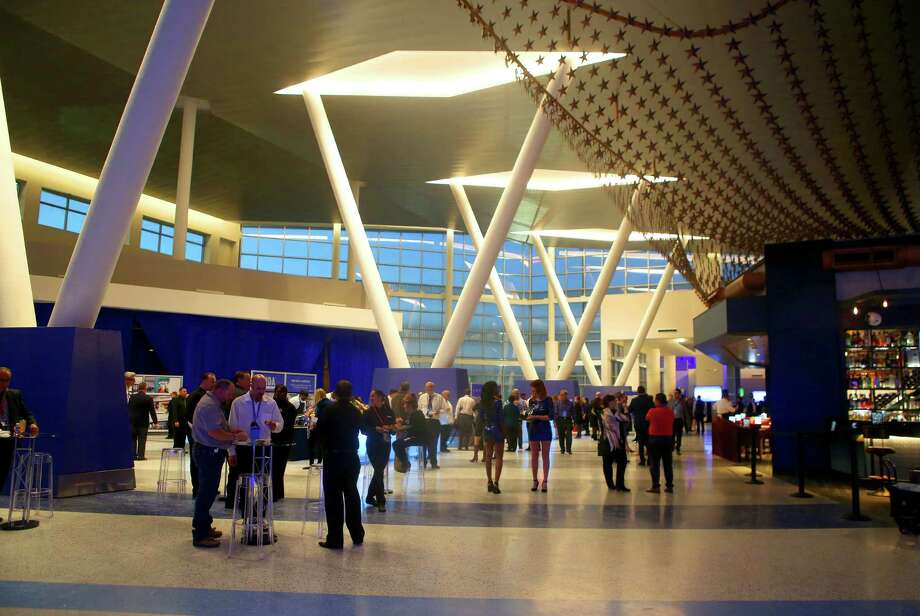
285, 373, 318, 396
251, 370, 318, 395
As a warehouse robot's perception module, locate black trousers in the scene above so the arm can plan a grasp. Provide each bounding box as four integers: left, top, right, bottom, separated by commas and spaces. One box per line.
393, 435, 425, 467
307, 432, 324, 465
425, 418, 440, 465
505, 424, 521, 451
272, 444, 291, 500
366, 440, 391, 505
440, 424, 453, 451
322, 451, 364, 547
457, 415, 474, 449
131, 423, 149, 460
648, 436, 674, 489
673, 418, 684, 452
634, 424, 649, 463
0, 437, 13, 496
695, 414, 705, 434
173, 427, 199, 496
556, 417, 573, 453
602, 447, 627, 488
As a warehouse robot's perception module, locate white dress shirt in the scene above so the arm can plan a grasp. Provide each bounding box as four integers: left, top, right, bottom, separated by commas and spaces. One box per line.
439, 401, 454, 426
228, 393, 283, 455
714, 398, 734, 417
418, 392, 449, 420
456, 395, 476, 416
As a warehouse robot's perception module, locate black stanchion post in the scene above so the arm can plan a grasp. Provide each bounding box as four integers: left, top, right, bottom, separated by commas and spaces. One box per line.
843, 426, 870, 522
790, 431, 814, 498
746, 425, 764, 485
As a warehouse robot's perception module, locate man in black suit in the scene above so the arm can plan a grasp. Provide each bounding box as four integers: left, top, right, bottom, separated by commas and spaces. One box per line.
313, 380, 364, 550
628, 386, 655, 466
184, 372, 216, 497
128, 381, 159, 460
0, 367, 40, 499
170, 388, 189, 448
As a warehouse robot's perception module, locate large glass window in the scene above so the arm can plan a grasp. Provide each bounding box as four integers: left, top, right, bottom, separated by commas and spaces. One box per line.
140, 218, 175, 255
240, 225, 333, 277
140, 218, 207, 261
37, 189, 89, 234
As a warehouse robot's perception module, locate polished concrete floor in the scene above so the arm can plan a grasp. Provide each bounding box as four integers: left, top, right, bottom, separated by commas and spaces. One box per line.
2, 430, 919, 615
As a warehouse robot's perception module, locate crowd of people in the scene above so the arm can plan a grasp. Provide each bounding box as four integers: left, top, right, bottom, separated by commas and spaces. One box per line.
120, 368, 720, 551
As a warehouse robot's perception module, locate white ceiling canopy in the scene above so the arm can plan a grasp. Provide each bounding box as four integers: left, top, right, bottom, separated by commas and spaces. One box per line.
276, 50, 624, 97
429, 169, 678, 191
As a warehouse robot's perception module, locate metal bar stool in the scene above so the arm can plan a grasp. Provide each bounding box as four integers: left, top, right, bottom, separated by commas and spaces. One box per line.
228, 442, 274, 557
400, 444, 426, 496
156, 447, 187, 497
2, 434, 40, 531
29, 452, 54, 518
301, 465, 325, 538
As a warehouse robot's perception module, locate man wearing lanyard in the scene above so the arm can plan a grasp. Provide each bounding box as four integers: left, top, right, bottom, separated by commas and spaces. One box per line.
417, 382, 446, 469
190, 379, 247, 548
0, 367, 40, 520
224, 374, 284, 509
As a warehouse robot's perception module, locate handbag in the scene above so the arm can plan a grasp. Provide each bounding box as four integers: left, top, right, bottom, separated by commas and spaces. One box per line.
394, 455, 409, 473
597, 428, 611, 456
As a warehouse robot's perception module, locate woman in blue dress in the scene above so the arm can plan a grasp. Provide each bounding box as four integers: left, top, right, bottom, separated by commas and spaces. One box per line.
526, 379, 554, 492
479, 381, 505, 494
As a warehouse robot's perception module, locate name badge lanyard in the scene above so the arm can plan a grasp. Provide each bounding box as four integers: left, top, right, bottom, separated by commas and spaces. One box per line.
250, 398, 263, 476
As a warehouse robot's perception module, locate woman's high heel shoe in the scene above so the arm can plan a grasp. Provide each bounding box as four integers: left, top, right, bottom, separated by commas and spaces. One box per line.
493, 482, 501, 495
531, 480, 538, 492
487, 481, 495, 493
541, 481, 548, 493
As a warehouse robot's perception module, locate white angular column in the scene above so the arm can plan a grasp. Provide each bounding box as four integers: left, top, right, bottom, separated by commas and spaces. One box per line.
0, 77, 36, 327
433, 60, 570, 368
532, 234, 601, 385
49, 0, 214, 327
172, 98, 198, 261
450, 183, 538, 380
614, 260, 675, 386
302, 89, 409, 367
556, 187, 641, 379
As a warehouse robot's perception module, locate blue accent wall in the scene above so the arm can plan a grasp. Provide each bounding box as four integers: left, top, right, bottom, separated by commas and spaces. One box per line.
764, 241, 845, 473
0, 328, 133, 492
33, 304, 387, 400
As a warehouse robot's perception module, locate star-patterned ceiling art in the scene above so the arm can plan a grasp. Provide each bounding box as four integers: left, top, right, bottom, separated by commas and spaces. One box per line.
454, 0, 920, 302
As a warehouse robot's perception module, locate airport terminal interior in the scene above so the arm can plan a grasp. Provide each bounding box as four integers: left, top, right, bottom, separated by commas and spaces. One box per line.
1, 1, 919, 614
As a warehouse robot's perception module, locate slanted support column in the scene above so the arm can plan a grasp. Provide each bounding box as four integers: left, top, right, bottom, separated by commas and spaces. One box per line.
450, 183, 537, 380
49, 0, 214, 327
533, 234, 601, 385
433, 60, 570, 368
444, 229, 454, 323
302, 89, 409, 367
0, 77, 36, 327
614, 259, 675, 386
556, 186, 641, 379
172, 98, 198, 261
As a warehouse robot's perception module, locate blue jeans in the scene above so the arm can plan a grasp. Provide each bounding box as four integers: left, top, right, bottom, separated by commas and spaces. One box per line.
192, 445, 225, 542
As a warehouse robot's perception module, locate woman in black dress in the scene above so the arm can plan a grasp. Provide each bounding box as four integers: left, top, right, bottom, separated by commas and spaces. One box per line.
479, 381, 505, 494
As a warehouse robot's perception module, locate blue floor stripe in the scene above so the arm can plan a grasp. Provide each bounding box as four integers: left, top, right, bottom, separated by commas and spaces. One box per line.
2, 490, 891, 529
0, 581, 916, 615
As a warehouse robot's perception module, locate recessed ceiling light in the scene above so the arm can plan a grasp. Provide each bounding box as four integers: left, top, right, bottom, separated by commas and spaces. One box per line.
429, 169, 677, 191
276, 50, 624, 97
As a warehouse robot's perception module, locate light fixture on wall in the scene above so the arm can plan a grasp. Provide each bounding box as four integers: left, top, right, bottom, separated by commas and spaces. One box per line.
882, 298, 889, 309
853, 305, 859, 316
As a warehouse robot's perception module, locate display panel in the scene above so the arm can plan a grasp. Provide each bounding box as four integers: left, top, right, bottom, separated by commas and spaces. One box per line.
694, 386, 722, 402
